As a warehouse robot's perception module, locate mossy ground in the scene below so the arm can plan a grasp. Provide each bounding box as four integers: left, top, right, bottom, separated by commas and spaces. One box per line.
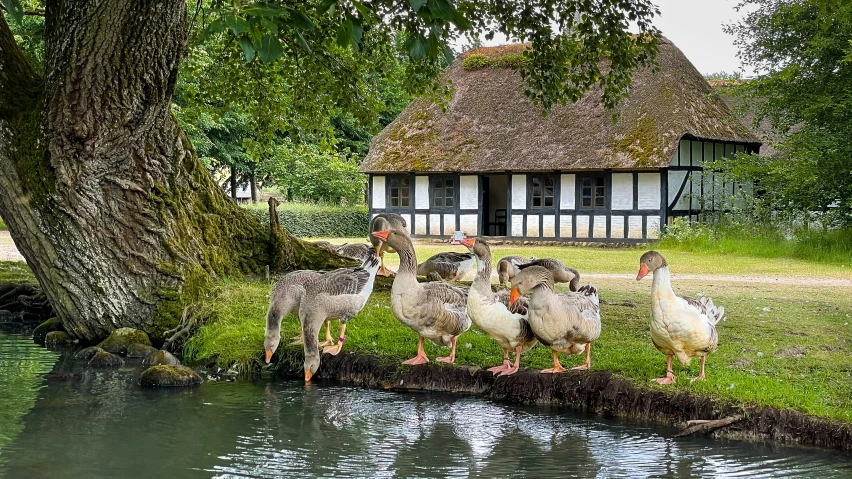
182, 242, 852, 423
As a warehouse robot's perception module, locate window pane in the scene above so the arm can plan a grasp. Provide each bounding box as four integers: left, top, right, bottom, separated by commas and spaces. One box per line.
434, 196, 442, 208
532, 178, 541, 188
595, 186, 605, 198
582, 187, 591, 197
596, 177, 605, 187
545, 186, 554, 197
582, 177, 591, 187
401, 178, 410, 187
402, 187, 409, 198
446, 179, 454, 188
390, 178, 398, 188
391, 197, 398, 207
595, 196, 604, 207
533, 197, 541, 207
582, 197, 591, 207
545, 197, 553, 207
446, 198, 453, 207
402, 197, 409, 207
446, 187, 453, 197
390, 187, 398, 198
545, 178, 554, 187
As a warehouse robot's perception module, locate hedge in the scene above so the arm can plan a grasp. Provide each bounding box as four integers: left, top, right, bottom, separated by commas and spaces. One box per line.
243, 202, 369, 238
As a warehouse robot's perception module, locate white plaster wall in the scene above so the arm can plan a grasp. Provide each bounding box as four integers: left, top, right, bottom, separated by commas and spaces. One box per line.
560, 174, 576, 209
675, 139, 690, 166
511, 174, 526, 210
575, 215, 590, 238
691, 140, 703, 168
542, 215, 556, 237
414, 214, 427, 235
671, 171, 692, 211
443, 214, 455, 235
511, 216, 524, 237
647, 216, 661, 239
460, 176, 478, 210
668, 171, 688, 206
593, 215, 608, 238
610, 216, 625, 239
372, 176, 386, 209
429, 214, 441, 235
637, 173, 660, 210
628, 216, 643, 239
611, 173, 633, 210
415, 176, 429, 209
559, 216, 573, 238
460, 214, 478, 236
526, 215, 540, 237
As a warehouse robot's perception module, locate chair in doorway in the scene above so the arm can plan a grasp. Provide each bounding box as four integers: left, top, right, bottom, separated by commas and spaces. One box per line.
489, 209, 507, 236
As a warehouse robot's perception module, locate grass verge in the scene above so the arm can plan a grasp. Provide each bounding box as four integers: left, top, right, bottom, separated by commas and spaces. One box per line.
0, 261, 35, 283
185, 252, 852, 423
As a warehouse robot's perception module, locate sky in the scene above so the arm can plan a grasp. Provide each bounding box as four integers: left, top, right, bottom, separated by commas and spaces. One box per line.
476, 0, 752, 77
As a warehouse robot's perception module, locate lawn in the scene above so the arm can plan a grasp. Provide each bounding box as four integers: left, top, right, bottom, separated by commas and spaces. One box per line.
184, 240, 852, 423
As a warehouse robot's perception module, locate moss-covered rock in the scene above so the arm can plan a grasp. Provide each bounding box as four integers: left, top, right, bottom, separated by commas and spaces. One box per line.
44, 330, 72, 347
74, 346, 105, 360
97, 327, 152, 355
89, 350, 125, 368
126, 343, 158, 358
33, 317, 64, 345
143, 349, 180, 366
139, 365, 202, 388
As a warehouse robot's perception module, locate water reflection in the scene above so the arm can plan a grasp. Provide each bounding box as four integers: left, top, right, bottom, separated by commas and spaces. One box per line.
0, 329, 850, 479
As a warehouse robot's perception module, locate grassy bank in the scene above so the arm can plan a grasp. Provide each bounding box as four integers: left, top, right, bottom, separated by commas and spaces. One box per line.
0, 261, 35, 283
185, 245, 852, 423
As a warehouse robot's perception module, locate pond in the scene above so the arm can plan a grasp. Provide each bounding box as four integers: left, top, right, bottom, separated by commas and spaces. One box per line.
1, 328, 850, 479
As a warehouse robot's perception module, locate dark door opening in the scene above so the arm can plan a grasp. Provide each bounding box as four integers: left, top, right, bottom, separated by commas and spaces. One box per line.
481, 174, 508, 236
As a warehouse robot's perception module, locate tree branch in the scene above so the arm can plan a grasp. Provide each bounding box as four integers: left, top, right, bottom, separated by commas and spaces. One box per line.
0, 14, 41, 116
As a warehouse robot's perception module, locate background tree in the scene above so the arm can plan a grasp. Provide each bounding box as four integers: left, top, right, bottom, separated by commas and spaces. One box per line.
720, 0, 852, 226
0, 0, 660, 341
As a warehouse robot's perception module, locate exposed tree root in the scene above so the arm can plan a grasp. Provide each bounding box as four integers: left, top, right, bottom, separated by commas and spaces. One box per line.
676, 416, 744, 437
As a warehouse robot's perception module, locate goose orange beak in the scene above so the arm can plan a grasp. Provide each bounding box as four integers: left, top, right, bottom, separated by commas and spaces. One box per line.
509, 287, 521, 306
459, 238, 475, 248
265, 350, 272, 364
304, 369, 313, 382
371, 230, 390, 243
636, 264, 649, 281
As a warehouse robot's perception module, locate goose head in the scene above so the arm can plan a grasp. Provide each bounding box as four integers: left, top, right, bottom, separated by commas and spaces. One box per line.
507, 265, 553, 306
371, 228, 409, 252
264, 335, 279, 364
304, 349, 321, 382
637, 250, 667, 280
458, 237, 489, 259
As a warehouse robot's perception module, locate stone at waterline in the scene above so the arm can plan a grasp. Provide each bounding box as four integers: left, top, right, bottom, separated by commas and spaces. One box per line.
75, 346, 105, 360
126, 343, 158, 359
97, 327, 152, 355
45, 331, 73, 347
89, 350, 125, 368
143, 349, 180, 367
33, 317, 65, 345
140, 365, 202, 388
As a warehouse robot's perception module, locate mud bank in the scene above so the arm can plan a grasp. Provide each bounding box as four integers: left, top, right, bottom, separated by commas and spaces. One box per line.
272, 349, 852, 451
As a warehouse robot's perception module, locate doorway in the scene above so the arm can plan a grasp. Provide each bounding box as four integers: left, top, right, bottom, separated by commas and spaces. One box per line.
481, 175, 508, 236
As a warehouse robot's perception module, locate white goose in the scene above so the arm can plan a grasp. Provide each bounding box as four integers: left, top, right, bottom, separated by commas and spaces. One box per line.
636, 251, 725, 383
459, 237, 536, 376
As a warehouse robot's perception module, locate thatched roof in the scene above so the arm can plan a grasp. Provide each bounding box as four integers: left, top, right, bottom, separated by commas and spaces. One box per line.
360, 39, 760, 174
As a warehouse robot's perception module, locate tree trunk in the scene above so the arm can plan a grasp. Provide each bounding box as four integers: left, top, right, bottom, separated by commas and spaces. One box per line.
230, 165, 238, 200
250, 171, 258, 204
0, 3, 351, 342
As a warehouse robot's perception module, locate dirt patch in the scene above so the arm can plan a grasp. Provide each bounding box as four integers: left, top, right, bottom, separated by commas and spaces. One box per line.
585, 273, 852, 288
272, 350, 852, 451
775, 346, 806, 358
730, 357, 754, 368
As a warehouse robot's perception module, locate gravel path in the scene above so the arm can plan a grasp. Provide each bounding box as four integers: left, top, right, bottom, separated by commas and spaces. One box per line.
0, 231, 24, 262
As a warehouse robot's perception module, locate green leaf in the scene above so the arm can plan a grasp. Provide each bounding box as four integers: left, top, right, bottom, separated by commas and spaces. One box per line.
336, 18, 354, 48
223, 14, 251, 35
2, 0, 23, 23
427, 0, 455, 21
286, 8, 316, 31
294, 31, 312, 52
317, 0, 337, 15
443, 46, 455, 64
243, 5, 288, 17
452, 11, 472, 31
407, 33, 428, 60
351, 22, 364, 50
258, 35, 284, 63
352, 1, 372, 19
408, 0, 427, 13
239, 37, 256, 62
207, 18, 228, 33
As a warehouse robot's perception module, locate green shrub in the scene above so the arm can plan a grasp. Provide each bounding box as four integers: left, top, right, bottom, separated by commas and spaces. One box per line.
462, 52, 530, 70
0, 217, 6, 231
244, 202, 369, 238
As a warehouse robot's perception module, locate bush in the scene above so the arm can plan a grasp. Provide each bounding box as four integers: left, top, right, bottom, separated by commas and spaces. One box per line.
244, 202, 369, 238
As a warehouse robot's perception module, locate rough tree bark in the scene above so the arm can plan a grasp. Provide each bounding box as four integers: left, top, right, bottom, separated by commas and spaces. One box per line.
0, 2, 351, 342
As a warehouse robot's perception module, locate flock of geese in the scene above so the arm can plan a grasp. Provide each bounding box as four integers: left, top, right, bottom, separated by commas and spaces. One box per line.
264, 213, 725, 384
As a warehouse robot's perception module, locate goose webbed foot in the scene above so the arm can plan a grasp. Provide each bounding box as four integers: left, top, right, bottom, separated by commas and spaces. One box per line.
654, 355, 676, 384
541, 350, 566, 373
487, 360, 511, 374
570, 344, 591, 371
436, 337, 458, 363
403, 335, 429, 365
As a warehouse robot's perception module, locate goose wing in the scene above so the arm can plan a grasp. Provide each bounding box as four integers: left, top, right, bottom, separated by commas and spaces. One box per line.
495, 288, 529, 316
315, 267, 371, 296
422, 281, 468, 308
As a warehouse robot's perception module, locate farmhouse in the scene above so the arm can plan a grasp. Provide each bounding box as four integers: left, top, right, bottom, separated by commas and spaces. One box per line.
359, 39, 761, 242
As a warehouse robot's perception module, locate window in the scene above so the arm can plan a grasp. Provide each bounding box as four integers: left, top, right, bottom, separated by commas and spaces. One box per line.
579, 174, 607, 209
388, 176, 410, 209
431, 177, 455, 209
529, 175, 555, 209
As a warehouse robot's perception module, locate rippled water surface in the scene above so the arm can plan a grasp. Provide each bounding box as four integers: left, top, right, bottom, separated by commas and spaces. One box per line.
1, 329, 850, 478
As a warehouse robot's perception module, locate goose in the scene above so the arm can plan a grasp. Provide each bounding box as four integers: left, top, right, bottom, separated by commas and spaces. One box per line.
517, 258, 581, 291
459, 237, 536, 376
370, 214, 408, 276
508, 266, 601, 372
300, 254, 381, 381
416, 251, 477, 281
371, 228, 471, 365
636, 251, 724, 384
264, 269, 323, 364
334, 243, 375, 263
496, 255, 536, 286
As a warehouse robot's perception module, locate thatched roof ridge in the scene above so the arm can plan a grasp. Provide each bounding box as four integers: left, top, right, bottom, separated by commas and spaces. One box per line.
360, 39, 760, 174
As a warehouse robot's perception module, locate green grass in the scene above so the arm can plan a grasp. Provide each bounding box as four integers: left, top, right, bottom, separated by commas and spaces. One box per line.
185, 253, 852, 422
0, 217, 6, 231
0, 261, 35, 283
